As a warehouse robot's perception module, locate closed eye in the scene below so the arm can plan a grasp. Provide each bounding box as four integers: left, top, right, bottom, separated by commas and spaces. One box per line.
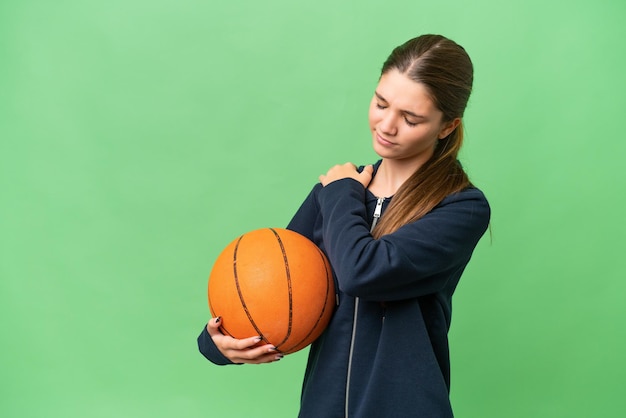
375, 91, 424, 127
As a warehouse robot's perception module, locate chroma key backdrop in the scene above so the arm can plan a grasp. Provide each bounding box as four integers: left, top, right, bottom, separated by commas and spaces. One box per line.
1, 0, 625, 417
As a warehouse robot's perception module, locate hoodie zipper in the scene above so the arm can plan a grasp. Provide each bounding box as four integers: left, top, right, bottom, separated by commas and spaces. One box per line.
372, 197, 384, 228
344, 196, 385, 417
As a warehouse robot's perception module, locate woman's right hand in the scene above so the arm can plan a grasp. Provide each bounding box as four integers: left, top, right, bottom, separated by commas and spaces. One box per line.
206, 317, 284, 364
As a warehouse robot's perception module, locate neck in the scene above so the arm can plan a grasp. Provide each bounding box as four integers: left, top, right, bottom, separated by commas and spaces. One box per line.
369, 158, 425, 198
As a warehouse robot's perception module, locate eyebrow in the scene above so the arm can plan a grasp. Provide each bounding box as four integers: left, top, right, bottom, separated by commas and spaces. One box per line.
375, 91, 427, 120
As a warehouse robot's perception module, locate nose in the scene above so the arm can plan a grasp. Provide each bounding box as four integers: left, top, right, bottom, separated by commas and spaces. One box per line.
378, 113, 397, 136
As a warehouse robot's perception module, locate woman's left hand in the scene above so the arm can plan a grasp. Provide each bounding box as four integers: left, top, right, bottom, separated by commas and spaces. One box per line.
319, 163, 373, 188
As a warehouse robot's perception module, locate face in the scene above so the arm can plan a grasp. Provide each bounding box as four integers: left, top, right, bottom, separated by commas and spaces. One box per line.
368, 69, 459, 166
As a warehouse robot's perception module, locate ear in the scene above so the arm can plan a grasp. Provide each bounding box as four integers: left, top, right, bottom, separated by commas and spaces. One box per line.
438, 118, 461, 139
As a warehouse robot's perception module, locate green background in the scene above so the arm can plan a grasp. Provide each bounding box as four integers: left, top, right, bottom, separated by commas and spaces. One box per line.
1, 0, 625, 416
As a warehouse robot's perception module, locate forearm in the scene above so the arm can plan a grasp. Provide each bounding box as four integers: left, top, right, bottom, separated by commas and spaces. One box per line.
317, 179, 490, 300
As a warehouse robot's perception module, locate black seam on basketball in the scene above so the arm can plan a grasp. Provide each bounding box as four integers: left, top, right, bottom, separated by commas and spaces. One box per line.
269, 228, 293, 348
233, 234, 266, 341
282, 246, 332, 353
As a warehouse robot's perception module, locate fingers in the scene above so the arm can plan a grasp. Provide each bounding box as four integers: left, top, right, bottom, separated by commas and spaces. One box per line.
319, 162, 354, 186
206, 317, 285, 364
358, 164, 374, 187
229, 343, 284, 365
207, 317, 260, 349
226, 335, 265, 351
361, 164, 374, 176
320, 163, 373, 188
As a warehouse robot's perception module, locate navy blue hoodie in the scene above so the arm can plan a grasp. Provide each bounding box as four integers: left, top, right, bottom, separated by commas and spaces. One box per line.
198, 161, 491, 417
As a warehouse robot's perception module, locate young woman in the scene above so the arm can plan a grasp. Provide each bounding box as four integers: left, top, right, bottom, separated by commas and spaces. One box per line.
198, 34, 491, 417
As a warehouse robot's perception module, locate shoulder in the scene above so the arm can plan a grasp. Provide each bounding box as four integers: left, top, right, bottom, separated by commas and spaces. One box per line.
434, 186, 491, 227
442, 186, 489, 205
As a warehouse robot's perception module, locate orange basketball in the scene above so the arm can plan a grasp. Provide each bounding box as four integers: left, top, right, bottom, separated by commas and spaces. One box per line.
207, 227, 336, 354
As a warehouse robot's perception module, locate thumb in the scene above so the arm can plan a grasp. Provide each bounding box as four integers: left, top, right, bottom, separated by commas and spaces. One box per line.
358, 165, 374, 187
206, 317, 222, 336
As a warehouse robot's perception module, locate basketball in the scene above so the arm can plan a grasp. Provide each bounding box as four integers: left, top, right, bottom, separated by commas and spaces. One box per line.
207, 227, 336, 354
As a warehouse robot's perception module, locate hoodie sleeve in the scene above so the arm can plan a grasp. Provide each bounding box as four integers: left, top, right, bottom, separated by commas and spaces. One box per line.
286, 183, 323, 241
316, 178, 490, 301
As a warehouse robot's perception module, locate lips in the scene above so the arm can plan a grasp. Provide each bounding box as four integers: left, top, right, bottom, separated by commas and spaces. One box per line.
375, 132, 395, 146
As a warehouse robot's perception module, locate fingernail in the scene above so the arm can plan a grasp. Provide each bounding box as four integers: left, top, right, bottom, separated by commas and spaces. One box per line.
215, 316, 221, 324
275, 354, 284, 360
255, 336, 263, 342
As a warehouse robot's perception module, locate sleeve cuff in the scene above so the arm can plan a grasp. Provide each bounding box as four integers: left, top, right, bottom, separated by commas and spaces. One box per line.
197, 325, 237, 366
318, 178, 365, 205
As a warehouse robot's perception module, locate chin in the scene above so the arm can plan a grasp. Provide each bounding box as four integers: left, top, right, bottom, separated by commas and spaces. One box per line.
372, 141, 394, 159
